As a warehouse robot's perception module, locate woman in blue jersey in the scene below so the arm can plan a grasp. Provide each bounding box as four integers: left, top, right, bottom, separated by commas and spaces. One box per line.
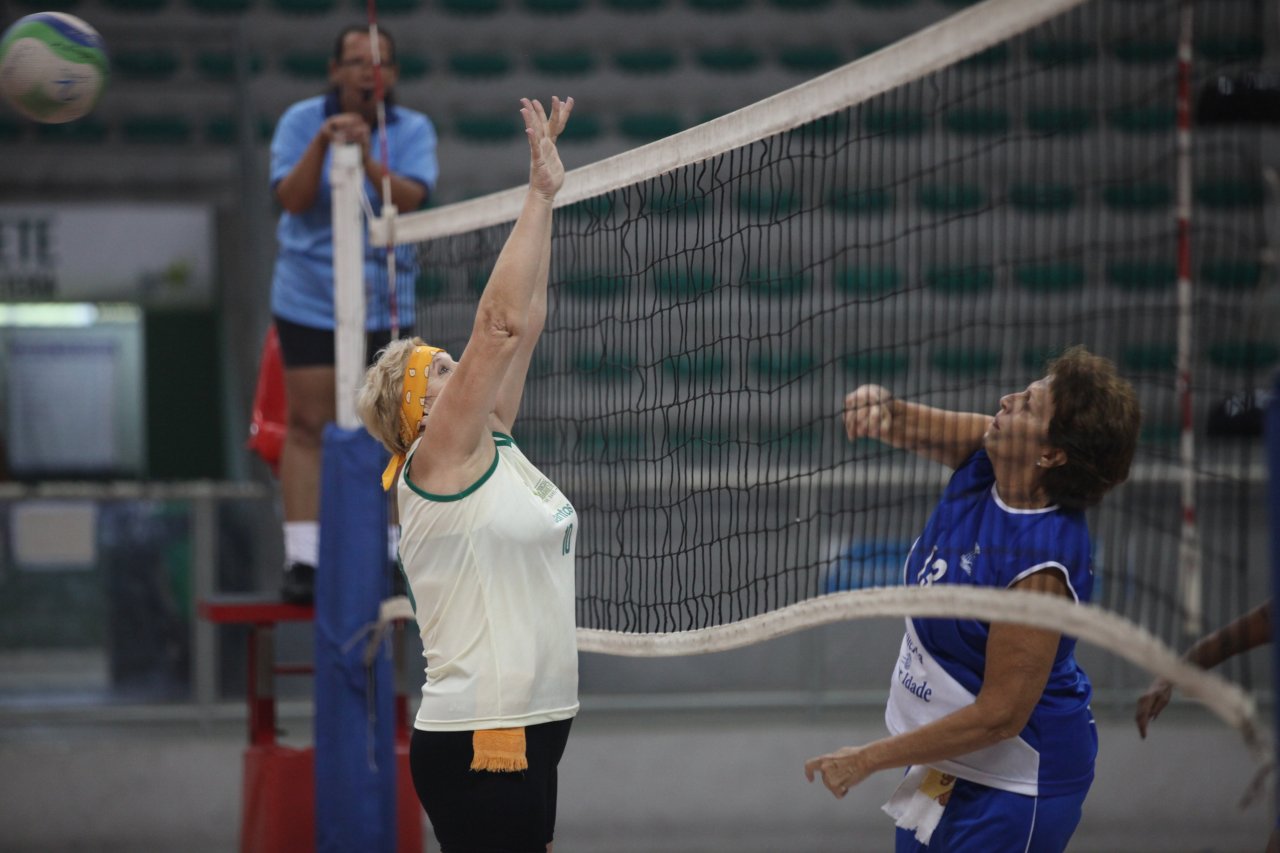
357, 96, 575, 853
806, 346, 1140, 852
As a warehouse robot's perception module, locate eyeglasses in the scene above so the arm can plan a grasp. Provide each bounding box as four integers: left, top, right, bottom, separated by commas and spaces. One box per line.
338, 57, 395, 69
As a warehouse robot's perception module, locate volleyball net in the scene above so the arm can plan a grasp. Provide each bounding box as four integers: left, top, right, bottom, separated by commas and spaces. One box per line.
339, 0, 1274, 751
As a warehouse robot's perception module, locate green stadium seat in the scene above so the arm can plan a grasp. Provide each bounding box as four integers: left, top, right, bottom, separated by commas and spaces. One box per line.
0, 118, 23, 143
122, 115, 193, 144
1108, 106, 1177, 134
737, 187, 799, 216
468, 269, 491, 295
614, 48, 678, 74
205, 116, 274, 144
562, 271, 627, 298
190, 0, 252, 11
574, 427, 643, 461
1102, 182, 1172, 212
778, 46, 843, 74
828, 187, 892, 215
768, 0, 832, 10
1022, 346, 1069, 371
862, 107, 927, 137
687, 0, 748, 11
756, 423, 822, 454
102, 0, 167, 10
1025, 107, 1094, 136
925, 265, 995, 295
113, 50, 181, 81
959, 44, 1009, 69
15, 0, 80, 7
1196, 36, 1265, 63
440, 0, 502, 12
1106, 260, 1176, 291
1200, 260, 1261, 291
272, 0, 335, 11
1009, 184, 1076, 213
1027, 38, 1097, 65
524, 0, 585, 12
1196, 180, 1264, 210
663, 351, 728, 381
667, 426, 731, 453
531, 49, 596, 76
281, 52, 330, 79
35, 119, 108, 143
415, 272, 447, 300
560, 194, 617, 223
605, 0, 667, 10
1140, 422, 1180, 446
931, 347, 1001, 377
1120, 343, 1176, 372
557, 114, 603, 142
618, 112, 683, 141
196, 52, 264, 80
743, 268, 810, 297
455, 113, 523, 142
944, 108, 1010, 136
449, 52, 512, 77
362, 0, 419, 9
917, 184, 985, 214
835, 265, 900, 296
645, 184, 708, 217
397, 55, 430, 79
1112, 39, 1177, 64
842, 351, 909, 380
653, 266, 715, 298
572, 349, 638, 380
748, 350, 816, 382
1014, 263, 1085, 293
697, 46, 762, 74
1207, 341, 1280, 372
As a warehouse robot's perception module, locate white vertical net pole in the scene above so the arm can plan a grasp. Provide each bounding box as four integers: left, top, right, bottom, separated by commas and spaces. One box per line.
1174, 0, 1202, 639
331, 142, 365, 430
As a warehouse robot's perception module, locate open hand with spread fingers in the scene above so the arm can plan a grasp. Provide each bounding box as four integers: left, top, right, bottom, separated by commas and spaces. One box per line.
521, 95, 574, 202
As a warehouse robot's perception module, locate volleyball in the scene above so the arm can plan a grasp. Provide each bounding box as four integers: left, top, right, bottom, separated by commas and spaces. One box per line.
0, 12, 108, 124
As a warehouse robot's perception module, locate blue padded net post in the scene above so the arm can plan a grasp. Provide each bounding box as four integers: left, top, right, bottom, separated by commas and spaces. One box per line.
315, 425, 396, 853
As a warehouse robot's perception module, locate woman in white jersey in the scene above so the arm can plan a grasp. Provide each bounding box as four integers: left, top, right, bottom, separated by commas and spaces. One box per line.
806, 347, 1140, 852
357, 96, 576, 853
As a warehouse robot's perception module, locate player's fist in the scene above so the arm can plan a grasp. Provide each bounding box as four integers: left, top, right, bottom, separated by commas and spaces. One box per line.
843, 385, 894, 442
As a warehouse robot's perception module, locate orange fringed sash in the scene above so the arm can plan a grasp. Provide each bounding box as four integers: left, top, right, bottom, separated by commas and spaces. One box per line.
470, 728, 528, 772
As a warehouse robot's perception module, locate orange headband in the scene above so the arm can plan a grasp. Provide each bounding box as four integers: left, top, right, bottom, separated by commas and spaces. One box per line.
381, 344, 443, 491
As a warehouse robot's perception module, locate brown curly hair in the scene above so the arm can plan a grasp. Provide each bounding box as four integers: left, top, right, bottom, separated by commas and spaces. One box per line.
1040, 346, 1141, 510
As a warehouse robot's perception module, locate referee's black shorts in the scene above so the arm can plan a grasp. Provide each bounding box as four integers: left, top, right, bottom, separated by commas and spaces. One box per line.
273, 315, 415, 370
410, 718, 573, 853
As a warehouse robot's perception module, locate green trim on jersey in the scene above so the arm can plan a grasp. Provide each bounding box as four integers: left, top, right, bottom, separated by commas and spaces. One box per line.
404, 445, 501, 502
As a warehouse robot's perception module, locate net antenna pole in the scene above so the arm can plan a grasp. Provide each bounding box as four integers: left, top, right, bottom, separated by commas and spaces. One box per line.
1175, 0, 1202, 639
332, 142, 365, 430
366, 5, 399, 339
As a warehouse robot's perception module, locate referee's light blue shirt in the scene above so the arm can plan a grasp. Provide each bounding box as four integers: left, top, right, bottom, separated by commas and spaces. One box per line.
270, 91, 439, 331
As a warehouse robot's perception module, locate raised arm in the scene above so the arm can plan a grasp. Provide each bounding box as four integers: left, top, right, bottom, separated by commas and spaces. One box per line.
805, 570, 1070, 797
1135, 599, 1272, 738
491, 113, 561, 431
843, 384, 990, 470
412, 97, 570, 488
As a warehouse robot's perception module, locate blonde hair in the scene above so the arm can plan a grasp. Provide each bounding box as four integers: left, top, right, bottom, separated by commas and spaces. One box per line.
356, 336, 425, 456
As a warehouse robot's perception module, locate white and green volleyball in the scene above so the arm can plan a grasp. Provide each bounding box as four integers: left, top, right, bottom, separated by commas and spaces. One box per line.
0, 13, 108, 124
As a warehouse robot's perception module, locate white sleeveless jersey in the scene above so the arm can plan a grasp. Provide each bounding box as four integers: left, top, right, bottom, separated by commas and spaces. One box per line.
397, 432, 579, 731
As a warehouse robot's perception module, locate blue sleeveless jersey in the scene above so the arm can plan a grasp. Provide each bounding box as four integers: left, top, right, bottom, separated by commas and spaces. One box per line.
885, 450, 1096, 797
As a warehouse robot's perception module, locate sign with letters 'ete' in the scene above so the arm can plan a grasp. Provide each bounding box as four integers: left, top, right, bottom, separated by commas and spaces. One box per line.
0, 203, 214, 305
